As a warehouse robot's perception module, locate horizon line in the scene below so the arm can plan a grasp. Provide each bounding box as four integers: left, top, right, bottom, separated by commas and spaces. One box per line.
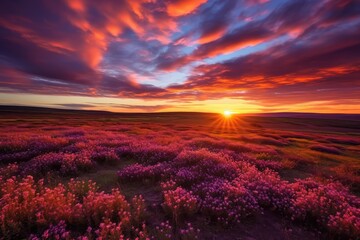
1, 104, 360, 115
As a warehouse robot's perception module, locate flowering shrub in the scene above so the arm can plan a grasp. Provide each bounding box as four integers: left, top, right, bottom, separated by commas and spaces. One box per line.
327, 207, 360, 238
29, 220, 70, 240
173, 149, 238, 181
162, 186, 199, 223
118, 163, 172, 182
0, 176, 76, 238
117, 142, 179, 164
0, 163, 19, 179
0, 176, 148, 239
82, 189, 131, 227
94, 218, 126, 240
0, 135, 68, 155
21, 152, 94, 177
290, 178, 360, 238
131, 195, 146, 225
67, 178, 98, 200
236, 167, 294, 211
173, 167, 200, 187
0, 150, 39, 164
160, 179, 177, 191
90, 147, 120, 165
193, 178, 259, 225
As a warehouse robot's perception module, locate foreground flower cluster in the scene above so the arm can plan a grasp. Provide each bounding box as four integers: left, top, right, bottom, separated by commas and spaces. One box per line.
118, 149, 360, 238
0, 176, 147, 239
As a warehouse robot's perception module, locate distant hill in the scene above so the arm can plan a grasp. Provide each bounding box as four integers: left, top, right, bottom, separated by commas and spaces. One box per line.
248, 112, 360, 121
0, 105, 359, 121
0, 105, 110, 115
0, 105, 213, 117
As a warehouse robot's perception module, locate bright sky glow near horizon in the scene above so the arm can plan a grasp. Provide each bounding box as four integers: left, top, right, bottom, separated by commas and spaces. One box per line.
0, 0, 359, 113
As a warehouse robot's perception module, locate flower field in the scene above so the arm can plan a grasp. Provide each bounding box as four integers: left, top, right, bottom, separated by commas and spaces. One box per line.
0, 111, 359, 239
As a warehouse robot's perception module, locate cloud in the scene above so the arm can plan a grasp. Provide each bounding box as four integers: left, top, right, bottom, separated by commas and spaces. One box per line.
110, 103, 172, 112
0, 0, 359, 111
157, 0, 324, 70
168, 19, 360, 102
167, 0, 207, 17
56, 103, 95, 109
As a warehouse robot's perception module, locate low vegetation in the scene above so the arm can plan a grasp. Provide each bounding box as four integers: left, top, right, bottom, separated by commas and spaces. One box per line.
0, 113, 359, 239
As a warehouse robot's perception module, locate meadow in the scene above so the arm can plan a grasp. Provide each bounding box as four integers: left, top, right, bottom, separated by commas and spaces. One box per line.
0, 107, 359, 240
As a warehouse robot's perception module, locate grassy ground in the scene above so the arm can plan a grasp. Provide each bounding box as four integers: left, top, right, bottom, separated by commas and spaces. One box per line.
0, 108, 359, 239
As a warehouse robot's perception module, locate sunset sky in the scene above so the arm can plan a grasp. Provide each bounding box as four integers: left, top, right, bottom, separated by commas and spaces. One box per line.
0, 0, 359, 113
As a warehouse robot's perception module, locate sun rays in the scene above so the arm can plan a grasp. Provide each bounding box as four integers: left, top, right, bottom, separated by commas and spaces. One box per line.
209, 112, 243, 134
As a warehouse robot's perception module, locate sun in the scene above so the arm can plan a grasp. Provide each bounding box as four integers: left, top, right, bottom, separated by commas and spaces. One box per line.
223, 110, 232, 118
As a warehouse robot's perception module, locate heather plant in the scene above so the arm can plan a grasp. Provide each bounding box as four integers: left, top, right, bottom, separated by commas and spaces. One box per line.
162, 186, 199, 224
82, 189, 131, 227
117, 142, 179, 164
172, 149, 238, 181
192, 178, 259, 224
172, 167, 200, 187
0, 150, 39, 164
0, 135, 69, 162
289, 178, 360, 238
1, 176, 40, 237
0, 135, 29, 154
94, 218, 126, 240
0, 176, 148, 239
29, 220, 71, 240
0, 163, 19, 179
236, 167, 294, 211
131, 195, 147, 225
253, 159, 283, 170
67, 178, 98, 200
0, 176, 76, 238
62, 130, 85, 138
21, 152, 94, 178
90, 146, 120, 165
118, 163, 172, 182
327, 206, 360, 238
160, 179, 177, 191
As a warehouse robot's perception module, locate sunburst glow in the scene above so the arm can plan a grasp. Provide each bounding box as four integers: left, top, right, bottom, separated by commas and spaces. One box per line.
210, 111, 243, 135
223, 110, 233, 118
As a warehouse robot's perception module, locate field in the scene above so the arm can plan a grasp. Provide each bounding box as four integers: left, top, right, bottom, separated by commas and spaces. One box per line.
0, 107, 359, 240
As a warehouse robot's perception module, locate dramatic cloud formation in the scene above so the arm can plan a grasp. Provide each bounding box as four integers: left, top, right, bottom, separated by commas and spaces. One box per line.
0, 0, 359, 112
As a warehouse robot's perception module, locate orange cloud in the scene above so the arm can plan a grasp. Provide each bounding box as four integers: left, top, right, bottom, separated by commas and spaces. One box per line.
66, 0, 85, 13
119, 11, 145, 36
197, 27, 227, 44
167, 0, 207, 17
207, 38, 265, 58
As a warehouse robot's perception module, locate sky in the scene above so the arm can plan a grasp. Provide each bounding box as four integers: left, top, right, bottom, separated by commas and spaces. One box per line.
0, 0, 359, 113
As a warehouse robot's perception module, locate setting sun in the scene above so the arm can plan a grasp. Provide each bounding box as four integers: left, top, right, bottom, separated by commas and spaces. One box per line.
223, 110, 233, 118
